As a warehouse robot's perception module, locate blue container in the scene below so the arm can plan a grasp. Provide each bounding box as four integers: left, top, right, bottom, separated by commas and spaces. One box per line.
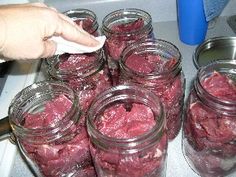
177, 0, 208, 45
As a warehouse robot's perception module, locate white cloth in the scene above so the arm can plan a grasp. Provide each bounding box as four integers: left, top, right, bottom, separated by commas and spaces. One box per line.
0, 59, 5, 63
52, 35, 106, 55
0, 36, 106, 63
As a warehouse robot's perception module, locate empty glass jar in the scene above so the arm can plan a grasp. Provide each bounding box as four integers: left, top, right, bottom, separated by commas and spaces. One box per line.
183, 60, 236, 177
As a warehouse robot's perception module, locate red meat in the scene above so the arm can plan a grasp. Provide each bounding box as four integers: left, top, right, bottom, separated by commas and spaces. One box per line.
202, 71, 236, 101
125, 54, 155, 73
74, 18, 98, 35
123, 53, 184, 140
22, 94, 95, 177
58, 53, 97, 71
57, 53, 112, 113
91, 103, 167, 177
111, 18, 144, 32
184, 72, 236, 176
105, 18, 146, 61
24, 94, 72, 128
95, 103, 155, 139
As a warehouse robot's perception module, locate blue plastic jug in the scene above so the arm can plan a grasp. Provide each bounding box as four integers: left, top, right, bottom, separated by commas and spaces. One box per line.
177, 0, 208, 45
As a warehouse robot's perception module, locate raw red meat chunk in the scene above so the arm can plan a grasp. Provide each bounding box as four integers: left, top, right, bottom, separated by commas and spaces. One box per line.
183, 72, 236, 177
90, 103, 168, 177
122, 53, 184, 140
58, 53, 97, 71
105, 18, 146, 60
24, 94, 72, 128
125, 54, 178, 74
104, 18, 152, 86
112, 18, 144, 32
57, 53, 112, 115
22, 94, 96, 177
202, 71, 236, 101
95, 103, 156, 138
74, 18, 98, 36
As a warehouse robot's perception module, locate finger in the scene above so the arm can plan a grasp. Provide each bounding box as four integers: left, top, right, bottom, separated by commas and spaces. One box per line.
0, 3, 43, 9
78, 20, 83, 28
58, 12, 77, 27
11, 2, 48, 8
55, 16, 99, 47
60, 12, 83, 28
49, 6, 58, 12
27, 2, 48, 8
40, 40, 57, 58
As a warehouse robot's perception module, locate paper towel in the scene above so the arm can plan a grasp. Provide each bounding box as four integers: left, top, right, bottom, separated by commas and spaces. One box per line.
203, 0, 230, 21
52, 35, 106, 55
0, 36, 106, 63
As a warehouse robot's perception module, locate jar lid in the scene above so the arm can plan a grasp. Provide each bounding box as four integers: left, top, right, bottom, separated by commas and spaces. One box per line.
193, 36, 236, 69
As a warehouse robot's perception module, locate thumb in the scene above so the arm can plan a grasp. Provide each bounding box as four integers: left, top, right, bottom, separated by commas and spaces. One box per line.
41, 40, 57, 58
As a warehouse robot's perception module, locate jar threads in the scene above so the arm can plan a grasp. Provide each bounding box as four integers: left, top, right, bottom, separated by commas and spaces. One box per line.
9, 81, 96, 177
183, 60, 236, 177
102, 8, 154, 86
64, 8, 99, 35
87, 84, 168, 177
119, 39, 185, 140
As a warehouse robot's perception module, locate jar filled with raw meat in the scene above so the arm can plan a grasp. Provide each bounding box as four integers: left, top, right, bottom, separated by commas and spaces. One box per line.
64, 8, 99, 36
102, 8, 154, 85
183, 60, 236, 177
8, 81, 96, 177
87, 84, 168, 177
47, 50, 112, 116
119, 39, 185, 140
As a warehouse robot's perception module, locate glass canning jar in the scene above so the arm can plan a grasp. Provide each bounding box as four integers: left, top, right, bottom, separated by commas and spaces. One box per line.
119, 39, 185, 140
8, 81, 96, 177
47, 50, 112, 116
64, 8, 99, 36
102, 8, 154, 86
87, 84, 168, 177
183, 60, 236, 177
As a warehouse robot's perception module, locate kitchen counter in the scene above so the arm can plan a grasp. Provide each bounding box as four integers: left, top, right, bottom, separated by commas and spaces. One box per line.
8, 16, 235, 177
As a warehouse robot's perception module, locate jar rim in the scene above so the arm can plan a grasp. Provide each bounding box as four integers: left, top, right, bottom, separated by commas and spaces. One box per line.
120, 38, 182, 78
87, 84, 166, 152
46, 50, 104, 80
195, 59, 236, 114
8, 81, 81, 143
102, 8, 153, 36
63, 8, 98, 34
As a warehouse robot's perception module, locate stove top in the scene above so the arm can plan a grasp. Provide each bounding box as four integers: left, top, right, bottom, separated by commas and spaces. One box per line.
0, 59, 40, 177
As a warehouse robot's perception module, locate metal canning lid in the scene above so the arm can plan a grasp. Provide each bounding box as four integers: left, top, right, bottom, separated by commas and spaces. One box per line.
193, 36, 236, 69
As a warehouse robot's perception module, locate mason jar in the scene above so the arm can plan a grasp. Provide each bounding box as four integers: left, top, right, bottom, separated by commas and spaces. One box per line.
8, 81, 96, 177
64, 8, 99, 36
102, 8, 154, 85
47, 50, 112, 117
183, 60, 236, 177
87, 84, 168, 177
119, 39, 185, 140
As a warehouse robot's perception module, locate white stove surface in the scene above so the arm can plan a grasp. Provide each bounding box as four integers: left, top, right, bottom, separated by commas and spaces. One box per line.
0, 60, 40, 177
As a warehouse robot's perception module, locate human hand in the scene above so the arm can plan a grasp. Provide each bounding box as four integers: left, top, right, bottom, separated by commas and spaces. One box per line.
0, 3, 99, 60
